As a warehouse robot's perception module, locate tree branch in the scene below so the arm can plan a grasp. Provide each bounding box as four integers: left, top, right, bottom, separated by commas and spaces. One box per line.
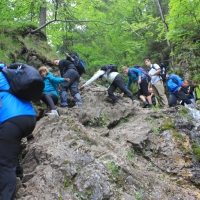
30, 19, 116, 33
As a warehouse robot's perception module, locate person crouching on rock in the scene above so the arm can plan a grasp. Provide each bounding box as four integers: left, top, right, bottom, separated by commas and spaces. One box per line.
39, 66, 70, 116
80, 64, 139, 106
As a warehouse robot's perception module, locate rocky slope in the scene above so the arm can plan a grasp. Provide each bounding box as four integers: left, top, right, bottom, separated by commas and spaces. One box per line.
15, 79, 200, 200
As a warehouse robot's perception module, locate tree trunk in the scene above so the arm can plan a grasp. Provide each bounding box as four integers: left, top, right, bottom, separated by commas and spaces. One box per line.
155, 0, 174, 70
40, 7, 46, 33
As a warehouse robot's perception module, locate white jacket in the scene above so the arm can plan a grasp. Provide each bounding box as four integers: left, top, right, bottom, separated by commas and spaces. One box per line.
83, 70, 119, 87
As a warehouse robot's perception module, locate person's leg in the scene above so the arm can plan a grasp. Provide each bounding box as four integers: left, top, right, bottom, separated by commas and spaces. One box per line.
140, 79, 152, 107
40, 94, 48, 108
107, 83, 118, 104
70, 81, 82, 106
60, 69, 79, 107
169, 94, 178, 107
113, 74, 135, 102
49, 94, 58, 106
68, 71, 82, 106
0, 116, 36, 200
40, 94, 57, 110
153, 81, 169, 107
175, 90, 192, 105
59, 84, 68, 107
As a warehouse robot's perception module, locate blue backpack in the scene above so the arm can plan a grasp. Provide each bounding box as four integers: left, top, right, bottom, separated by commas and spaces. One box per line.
0, 62, 44, 101
66, 52, 86, 76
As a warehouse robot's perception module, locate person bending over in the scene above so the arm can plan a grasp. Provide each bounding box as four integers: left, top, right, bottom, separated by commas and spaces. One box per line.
166, 74, 192, 107
80, 65, 139, 106
0, 63, 36, 200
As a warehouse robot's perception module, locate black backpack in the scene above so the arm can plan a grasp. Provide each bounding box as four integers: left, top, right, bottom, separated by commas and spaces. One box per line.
0, 62, 44, 101
66, 52, 86, 76
152, 63, 167, 82
100, 64, 118, 75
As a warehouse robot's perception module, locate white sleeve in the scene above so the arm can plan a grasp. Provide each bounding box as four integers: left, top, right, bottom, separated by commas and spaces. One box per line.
83, 70, 105, 87
153, 63, 160, 70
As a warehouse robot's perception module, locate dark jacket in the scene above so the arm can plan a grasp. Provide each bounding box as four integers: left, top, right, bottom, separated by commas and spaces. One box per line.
58, 59, 77, 77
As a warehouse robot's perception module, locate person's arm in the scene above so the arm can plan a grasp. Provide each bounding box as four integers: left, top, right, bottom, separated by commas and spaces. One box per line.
130, 68, 142, 83
148, 81, 151, 90
126, 76, 132, 89
80, 70, 105, 90
48, 74, 69, 84
150, 64, 161, 76
171, 75, 183, 91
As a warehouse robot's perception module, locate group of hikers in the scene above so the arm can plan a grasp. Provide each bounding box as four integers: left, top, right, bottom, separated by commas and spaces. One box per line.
0, 54, 199, 200
40, 57, 198, 116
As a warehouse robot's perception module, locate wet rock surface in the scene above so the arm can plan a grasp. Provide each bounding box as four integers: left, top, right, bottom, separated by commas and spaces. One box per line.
15, 81, 200, 200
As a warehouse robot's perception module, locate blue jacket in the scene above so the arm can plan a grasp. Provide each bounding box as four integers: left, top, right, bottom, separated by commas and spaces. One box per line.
43, 72, 65, 97
126, 68, 143, 88
0, 71, 35, 124
167, 74, 183, 94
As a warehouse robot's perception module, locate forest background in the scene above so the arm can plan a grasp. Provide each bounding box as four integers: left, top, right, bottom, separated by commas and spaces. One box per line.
1, 0, 200, 84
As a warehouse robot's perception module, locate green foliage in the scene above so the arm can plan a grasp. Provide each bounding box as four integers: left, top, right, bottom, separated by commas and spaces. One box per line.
152, 126, 160, 135
181, 107, 189, 116
173, 132, 183, 140
107, 162, 120, 179
100, 113, 107, 127
133, 190, 144, 200
126, 150, 135, 161
64, 179, 71, 188
160, 122, 175, 132
193, 143, 200, 161
1, 0, 200, 80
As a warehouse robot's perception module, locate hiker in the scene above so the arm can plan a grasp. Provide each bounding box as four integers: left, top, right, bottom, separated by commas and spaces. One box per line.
80, 65, 139, 106
0, 63, 36, 200
121, 66, 153, 108
181, 80, 196, 103
166, 74, 192, 107
144, 59, 169, 108
38, 66, 70, 115
53, 59, 82, 108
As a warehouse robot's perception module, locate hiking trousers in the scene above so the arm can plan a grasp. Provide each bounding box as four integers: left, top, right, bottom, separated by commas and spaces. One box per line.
40, 93, 58, 110
60, 69, 82, 107
169, 90, 192, 107
108, 74, 135, 103
152, 80, 168, 107
0, 116, 36, 200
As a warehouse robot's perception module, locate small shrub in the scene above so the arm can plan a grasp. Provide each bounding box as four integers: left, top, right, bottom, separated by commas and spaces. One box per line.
193, 143, 200, 161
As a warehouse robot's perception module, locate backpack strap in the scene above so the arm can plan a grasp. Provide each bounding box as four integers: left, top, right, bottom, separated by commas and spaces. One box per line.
151, 64, 162, 80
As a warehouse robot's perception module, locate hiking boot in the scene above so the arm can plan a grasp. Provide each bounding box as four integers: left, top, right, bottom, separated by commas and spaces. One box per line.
60, 102, 68, 108
113, 102, 121, 106
132, 100, 140, 107
46, 110, 59, 116
72, 104, 82, 109
142, 101, 149, 108
16, 163, 23, 180
147, 104, 153, 108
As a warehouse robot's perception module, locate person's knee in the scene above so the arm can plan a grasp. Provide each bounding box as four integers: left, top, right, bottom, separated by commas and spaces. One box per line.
71, 89, 79, 97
